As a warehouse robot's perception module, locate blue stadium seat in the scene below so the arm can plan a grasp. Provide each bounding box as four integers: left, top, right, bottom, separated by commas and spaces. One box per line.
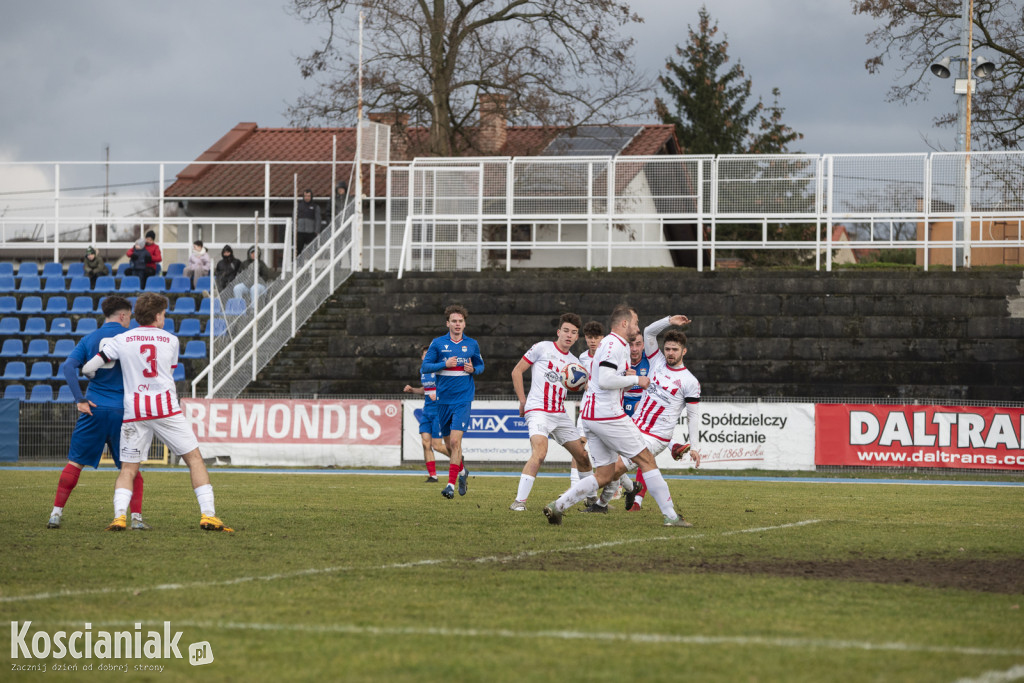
171, 297, 197, 315
198, 298, 223, 315
144, 277, 166, 293
67, 262, 85, 278
194, 276, 211, 292
0, 276, 15, 292
203, 319, 227, 337
115, 263, 130, 278
176, 318, 201, 337
42, 277, 66, 293
0, 296, 15, 314
180, 340, 207, 359
19, 296, 42, 314
26, 339, 50, 357
119, 275, 141, 292
23, 318, 46, 336
93, 275, 116, 293
225, 298, 247, 316
67, 276, 91, 293
44, 296, 68, 314
0, 263, 14, 277
165, 263, 186, 278
17, 263, 38, 278
27, 361, 53, 380
70, 296, 95, 315
168, 276, 191, 293
0, 339, 23, 357
26, 385, 54, 403
172, 363, 185, 382
41, 262, 64, 279
3, 384, 26, 401
73, 318, 98, 336
162, 318, 176, 334
46, 318, 73, 336
1, 317, 22, 335
1, 361, 27, 380
52, 339, 75, 358
18, 276, 41, 293
55, 385, 76, 403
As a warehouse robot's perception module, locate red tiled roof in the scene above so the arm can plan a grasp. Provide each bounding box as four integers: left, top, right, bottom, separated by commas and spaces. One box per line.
165, 123, 680, 199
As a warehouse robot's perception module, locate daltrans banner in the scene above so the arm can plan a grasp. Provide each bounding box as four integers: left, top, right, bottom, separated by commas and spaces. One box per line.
816, 404, 1024, 471
181, 398, 402, 467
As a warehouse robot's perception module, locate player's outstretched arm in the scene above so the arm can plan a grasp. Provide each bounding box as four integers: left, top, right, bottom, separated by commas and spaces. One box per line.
81, 354, 105, 380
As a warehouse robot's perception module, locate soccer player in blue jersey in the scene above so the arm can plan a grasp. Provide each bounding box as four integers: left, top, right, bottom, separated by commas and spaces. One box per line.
623, 334, 651, 418
403, 345, 449, 482
421, 304, 484, 499
46, 296, 148, 530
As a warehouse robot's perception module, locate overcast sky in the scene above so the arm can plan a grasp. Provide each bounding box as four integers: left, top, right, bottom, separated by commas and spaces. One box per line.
0, 0, 959, 171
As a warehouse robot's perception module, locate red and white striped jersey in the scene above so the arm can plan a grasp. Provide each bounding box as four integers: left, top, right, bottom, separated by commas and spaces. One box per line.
579, 332, 631, 421
631, 353, 701, 442
98, 326, 182, 422
522, 340, 579, 414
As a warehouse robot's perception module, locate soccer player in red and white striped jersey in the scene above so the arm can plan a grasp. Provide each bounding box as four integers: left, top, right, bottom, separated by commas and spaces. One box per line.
509, 313, 594, 510
82, 292, 232, 532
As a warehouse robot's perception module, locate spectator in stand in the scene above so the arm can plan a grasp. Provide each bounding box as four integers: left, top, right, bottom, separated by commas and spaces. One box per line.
125, 239, 153, 284
214, 245, 242, 294
182, 240, 211, 288
82, 246, 106, 289
296, 189, 322, 255
143, 230, 162, 275
233, 245, 278, 300
334, 180, 349, 220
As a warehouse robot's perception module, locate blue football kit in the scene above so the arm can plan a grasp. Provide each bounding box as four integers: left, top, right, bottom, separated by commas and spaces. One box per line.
421, 334, 484, 436
622, 353, 651, 418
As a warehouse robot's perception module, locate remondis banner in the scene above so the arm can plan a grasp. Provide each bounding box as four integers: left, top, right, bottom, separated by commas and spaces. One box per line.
816, 404, 1024, 471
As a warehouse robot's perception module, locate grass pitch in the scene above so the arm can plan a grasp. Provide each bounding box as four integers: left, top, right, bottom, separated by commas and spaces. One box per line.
1, 469, 1022, 682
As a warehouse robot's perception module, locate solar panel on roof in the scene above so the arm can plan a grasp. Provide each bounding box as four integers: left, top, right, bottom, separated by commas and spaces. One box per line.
542, 125, 643, 157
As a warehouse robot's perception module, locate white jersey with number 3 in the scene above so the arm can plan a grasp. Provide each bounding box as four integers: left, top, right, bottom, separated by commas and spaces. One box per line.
98, 326, 182, 422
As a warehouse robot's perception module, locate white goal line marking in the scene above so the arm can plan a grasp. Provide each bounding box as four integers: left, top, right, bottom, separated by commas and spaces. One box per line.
0, 519, 822, 604
954, 665, 1024, 683
38, 619, 1024, 660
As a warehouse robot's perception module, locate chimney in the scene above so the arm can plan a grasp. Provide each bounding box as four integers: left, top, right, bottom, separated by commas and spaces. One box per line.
368, 111, 410, 160
478, 94, 508, 155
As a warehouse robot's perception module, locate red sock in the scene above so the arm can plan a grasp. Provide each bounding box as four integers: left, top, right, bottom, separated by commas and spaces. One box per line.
636, 469, 648, 496
426, 461, 437, 478
448, 462, 460, 485
459, 461, 467, 474
129, 472, 144, 514
54, 464, 82, 507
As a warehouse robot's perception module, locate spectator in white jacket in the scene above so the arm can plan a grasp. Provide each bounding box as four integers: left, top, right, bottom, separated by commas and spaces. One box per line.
183, 240, 212, 288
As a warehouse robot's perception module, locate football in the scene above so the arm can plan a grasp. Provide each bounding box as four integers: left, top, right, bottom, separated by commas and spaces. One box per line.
561, 362, 588, 391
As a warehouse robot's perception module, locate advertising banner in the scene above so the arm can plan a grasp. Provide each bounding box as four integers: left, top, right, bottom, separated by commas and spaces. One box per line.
402, 399, 574, 463
685, 402, 816, 471
181, 398, 402, 467
816, 404, 1024, 471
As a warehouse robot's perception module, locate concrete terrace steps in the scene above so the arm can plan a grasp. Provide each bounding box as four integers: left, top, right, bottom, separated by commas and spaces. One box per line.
242, 268, 1024, 401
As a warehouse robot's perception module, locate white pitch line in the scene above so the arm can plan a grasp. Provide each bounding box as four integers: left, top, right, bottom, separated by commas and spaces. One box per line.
954, 665, 1024, 682
35, 620, 1024, 660
0, 519, 822, 604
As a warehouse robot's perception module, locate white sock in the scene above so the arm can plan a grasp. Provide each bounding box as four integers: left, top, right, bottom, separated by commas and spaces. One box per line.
515, 474, 536, 502
555, 476, 599, 512
131, 512, 142, 521
113, 488, 132, 518
570, 466, 580, 486
641, 469, 677, 518
194, 484, 215, 516
634, 494, 644, 507
51, 506, 63, 517
598, 483, 616, 506
619, 473, 635, 492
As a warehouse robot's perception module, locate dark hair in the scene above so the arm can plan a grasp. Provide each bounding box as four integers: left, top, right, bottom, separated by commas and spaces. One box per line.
557, 313, 582, 333
222, 245, 233, 255
609, 304, 635, 329
582, 321, 604, 338
664, 330, 688, 348
193, 240, 204, 248
134, 292, 168, 326
101, 295, 131, 319
303, 188, 313, 196
145, 230, 156, 240
444, 304, 468, 322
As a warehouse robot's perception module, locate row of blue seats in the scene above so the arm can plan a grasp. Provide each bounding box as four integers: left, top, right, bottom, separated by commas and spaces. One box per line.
1, 339, 208, 360
2, 352, 203, 382
0, 317, 227, 338
0, 275, 210, 294
4, 368, 189, 403
0, 262, 189, 279
0, 295, 245, 317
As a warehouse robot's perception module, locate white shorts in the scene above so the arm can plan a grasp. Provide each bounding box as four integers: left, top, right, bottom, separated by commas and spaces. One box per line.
642, 433, 669, 457
581, 416, 649, 468
120, 414, 199, 462
526, 410, 580, 446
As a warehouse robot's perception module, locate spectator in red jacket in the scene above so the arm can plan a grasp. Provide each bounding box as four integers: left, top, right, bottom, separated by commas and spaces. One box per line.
127, 230, 162, 275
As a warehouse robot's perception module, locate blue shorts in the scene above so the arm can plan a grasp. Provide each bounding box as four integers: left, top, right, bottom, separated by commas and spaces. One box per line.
417, 403, 439, 436
433, 402, 473, 438
623, 399, 640, 418
67, 406, 123, 469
